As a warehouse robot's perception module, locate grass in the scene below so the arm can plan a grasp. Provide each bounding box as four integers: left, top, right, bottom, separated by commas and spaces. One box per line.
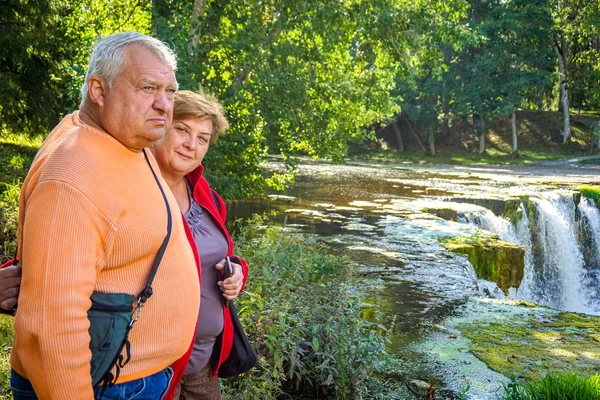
500, 373, 600, 400
579, 186, 600, 206
0, 315, 12, 399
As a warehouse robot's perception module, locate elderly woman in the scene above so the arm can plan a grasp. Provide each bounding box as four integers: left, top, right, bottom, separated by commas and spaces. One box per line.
0, 90, 249, 400
153, 90, 249, 400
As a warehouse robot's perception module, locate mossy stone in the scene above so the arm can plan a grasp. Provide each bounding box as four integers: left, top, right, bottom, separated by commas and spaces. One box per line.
444, 236, 525, 293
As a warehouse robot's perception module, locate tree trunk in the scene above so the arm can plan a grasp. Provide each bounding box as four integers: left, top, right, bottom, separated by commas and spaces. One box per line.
537, 88, 543, 111
404, 116, 427, 153
392, 120, 404, 153
441, 46, 453, 139
478, 113, 486, 154
429, 132, 436, 156
554, 38, 571, 143
187, 0, 208, 56
511, 107, 518, 154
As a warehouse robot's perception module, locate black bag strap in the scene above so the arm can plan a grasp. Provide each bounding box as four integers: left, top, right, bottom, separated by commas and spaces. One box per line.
97, 148, 173, 395
137, 148, 173, 304
211, 189, 221, 214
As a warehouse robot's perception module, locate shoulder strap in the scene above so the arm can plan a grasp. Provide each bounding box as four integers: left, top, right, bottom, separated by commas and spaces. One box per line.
210, 189, 221, 214
138, 149, 173, 303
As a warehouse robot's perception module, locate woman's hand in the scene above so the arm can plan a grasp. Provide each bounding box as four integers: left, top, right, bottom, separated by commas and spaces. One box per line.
0, 264, 21, 310
215, 259, 243, 300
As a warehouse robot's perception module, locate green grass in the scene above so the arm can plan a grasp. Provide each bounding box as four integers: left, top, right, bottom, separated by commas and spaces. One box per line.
0, 315, 13, 399
579, 186, 600, 206
500, 373, 600, 400
0, 131, 42, 185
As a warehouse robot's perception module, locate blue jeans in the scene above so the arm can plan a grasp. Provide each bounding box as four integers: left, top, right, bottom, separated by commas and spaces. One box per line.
11, 367, 174, 400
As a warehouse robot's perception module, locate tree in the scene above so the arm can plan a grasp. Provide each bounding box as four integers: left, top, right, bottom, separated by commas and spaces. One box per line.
153, 0, 399, 197
0, 0, 74, 134
385, 0, 474, 156
550, 0, 600, 143
481, 0, 554, 154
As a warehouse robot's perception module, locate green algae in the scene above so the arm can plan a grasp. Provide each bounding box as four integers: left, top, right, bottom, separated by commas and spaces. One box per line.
444, 235, 525, 293
456, 306, 600, 380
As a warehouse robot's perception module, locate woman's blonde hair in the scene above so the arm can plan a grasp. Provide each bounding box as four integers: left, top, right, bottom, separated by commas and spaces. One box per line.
173, 90, 229, 144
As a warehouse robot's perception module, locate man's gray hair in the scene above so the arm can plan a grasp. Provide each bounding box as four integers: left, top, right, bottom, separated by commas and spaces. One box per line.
80, 32, 177, 106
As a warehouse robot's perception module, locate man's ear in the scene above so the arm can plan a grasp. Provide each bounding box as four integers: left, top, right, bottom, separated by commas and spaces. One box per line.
88, 77, 107, 108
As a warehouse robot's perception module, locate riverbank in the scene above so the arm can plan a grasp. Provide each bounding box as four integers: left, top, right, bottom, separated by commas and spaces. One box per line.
351, 110, 599, 166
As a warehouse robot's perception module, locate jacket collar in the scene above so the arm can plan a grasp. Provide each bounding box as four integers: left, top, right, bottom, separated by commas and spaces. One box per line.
185, 164, 205, 186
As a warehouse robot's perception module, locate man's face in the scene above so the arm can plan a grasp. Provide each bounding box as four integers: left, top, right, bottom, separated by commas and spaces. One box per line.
98, 45, 177, 151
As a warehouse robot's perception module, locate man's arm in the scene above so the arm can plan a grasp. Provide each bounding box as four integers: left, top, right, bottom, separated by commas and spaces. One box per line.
14, 180, 112, 399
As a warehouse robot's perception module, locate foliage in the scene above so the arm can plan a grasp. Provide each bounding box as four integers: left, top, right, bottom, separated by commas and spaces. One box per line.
0, 315, 14, 400
579, 186, 600, 205
0, 0, 152, 136
221, 216, 388, 399
500, 373, 600, 400
0, 0, 75, 134
0, 132, 41, 263
0, 183, 20, 265
1, 0, 600, 197
153, 0, 400, 197
550, 0, 600, 111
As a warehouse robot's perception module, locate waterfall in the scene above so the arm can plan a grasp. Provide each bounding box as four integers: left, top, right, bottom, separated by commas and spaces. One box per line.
529, 196, 589, 313
458, 195, 599, 315
514, 203, 534, 302
579, 197, 600, 265
578, 197, 600, 312
458, 207, 518, 243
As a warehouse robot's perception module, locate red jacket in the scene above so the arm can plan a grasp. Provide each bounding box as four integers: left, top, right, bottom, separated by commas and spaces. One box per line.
163, 165, 249, 399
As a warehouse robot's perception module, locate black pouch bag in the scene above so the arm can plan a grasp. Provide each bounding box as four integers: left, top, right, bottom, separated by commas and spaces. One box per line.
213, 302, 257, 378
88, 292, 135, 386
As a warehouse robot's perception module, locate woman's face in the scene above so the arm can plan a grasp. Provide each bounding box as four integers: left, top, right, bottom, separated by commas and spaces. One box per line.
153, 116, 213, 178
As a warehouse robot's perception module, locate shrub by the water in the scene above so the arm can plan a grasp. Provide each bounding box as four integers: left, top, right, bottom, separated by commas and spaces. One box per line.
221, 217, 388, 399
500, 373, 600, 400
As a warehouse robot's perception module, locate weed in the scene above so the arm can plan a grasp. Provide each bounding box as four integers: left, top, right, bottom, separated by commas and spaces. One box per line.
499, 373, 600, 400
221, 216, 388, 399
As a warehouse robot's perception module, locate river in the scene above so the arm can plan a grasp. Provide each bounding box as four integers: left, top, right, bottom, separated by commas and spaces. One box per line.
228, 159, 600, 399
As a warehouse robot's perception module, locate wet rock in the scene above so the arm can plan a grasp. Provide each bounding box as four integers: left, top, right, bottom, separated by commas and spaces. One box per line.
444, 236, 525, 294
423, 207, 459, 221
406, 379, 432, 397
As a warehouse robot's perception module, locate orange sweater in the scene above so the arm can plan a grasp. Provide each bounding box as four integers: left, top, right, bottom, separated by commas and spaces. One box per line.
11, 112, 200, 399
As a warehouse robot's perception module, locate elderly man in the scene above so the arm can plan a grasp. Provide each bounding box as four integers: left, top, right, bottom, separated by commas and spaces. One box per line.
8, 32, 200, 399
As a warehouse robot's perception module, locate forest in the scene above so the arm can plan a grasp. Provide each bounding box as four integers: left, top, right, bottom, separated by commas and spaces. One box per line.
2, 0, 600, 197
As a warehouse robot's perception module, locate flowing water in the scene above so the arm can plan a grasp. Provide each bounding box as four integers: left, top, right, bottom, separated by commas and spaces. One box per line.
229, 159, 600, 399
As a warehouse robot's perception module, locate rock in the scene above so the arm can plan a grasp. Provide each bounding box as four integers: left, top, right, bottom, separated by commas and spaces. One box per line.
406, 379, 432, 397
423, 207, 459, 221
444, 236, 525, 294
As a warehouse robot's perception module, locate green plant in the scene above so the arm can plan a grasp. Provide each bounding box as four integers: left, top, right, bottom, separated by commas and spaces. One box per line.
457, 377, 471, 400
221, 216, 388, 399
499, 373, 600, 400
0, 182, 20, 263
580, 186, 600, 205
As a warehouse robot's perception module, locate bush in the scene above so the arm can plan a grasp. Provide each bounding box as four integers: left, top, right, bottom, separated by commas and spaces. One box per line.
221, 217, 388, 399
500, 373, 600, 400
0, 182, 19, 264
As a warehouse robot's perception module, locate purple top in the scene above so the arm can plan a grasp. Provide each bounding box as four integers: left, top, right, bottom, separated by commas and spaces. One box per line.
183, 179, 229, 374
